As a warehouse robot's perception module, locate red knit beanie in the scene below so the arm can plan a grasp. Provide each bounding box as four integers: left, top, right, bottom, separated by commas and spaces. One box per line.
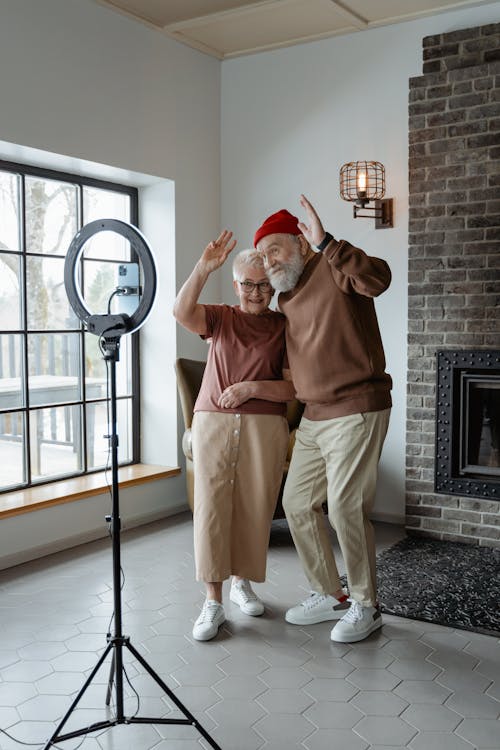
253, 209, 300, 248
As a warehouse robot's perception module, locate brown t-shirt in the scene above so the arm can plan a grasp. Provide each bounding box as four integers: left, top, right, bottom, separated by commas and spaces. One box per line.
278, 238, 392, 420
194, 304, 288, 416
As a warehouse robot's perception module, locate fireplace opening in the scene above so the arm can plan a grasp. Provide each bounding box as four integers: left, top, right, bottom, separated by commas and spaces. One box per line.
435, 350, 500, 500
460, 373, 500, 478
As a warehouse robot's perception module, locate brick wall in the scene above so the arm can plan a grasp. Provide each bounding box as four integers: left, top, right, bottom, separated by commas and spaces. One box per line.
407, 23, 500, 547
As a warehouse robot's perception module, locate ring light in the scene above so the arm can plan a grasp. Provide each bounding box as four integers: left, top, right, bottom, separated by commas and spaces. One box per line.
64, 219, 156, 336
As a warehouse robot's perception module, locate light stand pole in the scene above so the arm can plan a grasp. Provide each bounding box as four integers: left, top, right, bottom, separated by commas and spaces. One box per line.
43, 221, 222, 749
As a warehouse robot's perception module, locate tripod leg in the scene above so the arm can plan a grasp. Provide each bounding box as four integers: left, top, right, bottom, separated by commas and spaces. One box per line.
43, 642, 113, 750
106, 650, 115, 706
125, 641, 222, 750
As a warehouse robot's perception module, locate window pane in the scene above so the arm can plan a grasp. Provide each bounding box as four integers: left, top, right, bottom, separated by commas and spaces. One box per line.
30, 405, 82, 480
85, 332, 131, 398
27, 256, 79, 330
0, 411, 25, 489
28, 333, 81, 406
0, 334, 24, 409
25, 176, 77, 256
81, 221, 131, 261
87, 397, 132, 470
0, 254, 22, 330
83, 186, 130, 224
0, 171, 20, 252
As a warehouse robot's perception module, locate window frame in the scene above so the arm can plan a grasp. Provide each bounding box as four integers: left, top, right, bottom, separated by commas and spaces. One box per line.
0, 158, 140, 493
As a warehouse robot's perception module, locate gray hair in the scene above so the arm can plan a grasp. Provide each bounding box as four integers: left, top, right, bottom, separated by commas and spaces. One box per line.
232, 248, 265, 280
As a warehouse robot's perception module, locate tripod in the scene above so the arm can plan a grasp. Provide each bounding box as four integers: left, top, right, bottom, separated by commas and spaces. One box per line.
43, 335, 221, 750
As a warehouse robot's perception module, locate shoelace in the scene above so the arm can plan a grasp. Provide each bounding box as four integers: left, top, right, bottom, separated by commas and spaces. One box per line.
340, 599, 363, 623
234, 581, 257, 602
197, 601, 221, 624
303, 592, 328, 611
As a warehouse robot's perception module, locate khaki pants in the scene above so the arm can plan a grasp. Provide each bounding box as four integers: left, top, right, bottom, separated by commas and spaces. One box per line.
283, 409, 390, 606
192, 411, 289, 583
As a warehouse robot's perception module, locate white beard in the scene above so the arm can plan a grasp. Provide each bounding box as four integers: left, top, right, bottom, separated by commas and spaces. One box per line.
267, 253, 305, 292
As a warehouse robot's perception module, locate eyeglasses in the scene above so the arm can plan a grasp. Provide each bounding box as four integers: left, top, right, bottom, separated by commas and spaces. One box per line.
237, 280, 273, 293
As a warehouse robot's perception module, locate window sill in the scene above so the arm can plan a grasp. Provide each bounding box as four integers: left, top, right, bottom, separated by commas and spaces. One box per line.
0, 464, 181, 519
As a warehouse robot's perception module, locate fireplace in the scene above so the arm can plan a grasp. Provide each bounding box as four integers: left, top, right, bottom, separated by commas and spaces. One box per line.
435, 350, 500, 501
407, 23, 500, 545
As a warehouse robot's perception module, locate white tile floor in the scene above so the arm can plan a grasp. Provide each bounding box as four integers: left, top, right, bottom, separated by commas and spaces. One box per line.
0, 512, 499, 749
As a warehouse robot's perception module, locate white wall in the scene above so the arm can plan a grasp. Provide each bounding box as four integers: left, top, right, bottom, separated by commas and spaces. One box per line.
1, 0, 499, 565
220, 2, 500, 524
0, 0, 222, 563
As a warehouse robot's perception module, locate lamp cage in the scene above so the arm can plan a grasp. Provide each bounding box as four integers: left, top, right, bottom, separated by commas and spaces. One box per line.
340, 161, 386, 205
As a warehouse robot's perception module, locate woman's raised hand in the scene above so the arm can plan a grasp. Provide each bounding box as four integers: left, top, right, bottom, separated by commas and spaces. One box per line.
199, 230, 237, 274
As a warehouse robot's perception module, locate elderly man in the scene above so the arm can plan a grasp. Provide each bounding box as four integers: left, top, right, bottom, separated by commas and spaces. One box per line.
254, 195, 392, 643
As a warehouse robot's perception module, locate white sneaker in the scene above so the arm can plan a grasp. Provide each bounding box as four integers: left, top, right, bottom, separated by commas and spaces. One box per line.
285, 591, 349, 625
230, 579, 264, 616
330, 599, 382, 643
192, 600, 225, 641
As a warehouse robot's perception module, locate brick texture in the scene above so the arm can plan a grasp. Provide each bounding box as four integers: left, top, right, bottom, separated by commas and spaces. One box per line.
407, 24, 500, 547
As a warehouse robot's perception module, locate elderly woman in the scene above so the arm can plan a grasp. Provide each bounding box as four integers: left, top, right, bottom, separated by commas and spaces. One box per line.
174, 230, 294, 641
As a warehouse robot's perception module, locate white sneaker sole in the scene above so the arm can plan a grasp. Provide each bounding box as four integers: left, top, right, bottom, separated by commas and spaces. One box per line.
285, 603, 350, 626
330, 614, 383, 643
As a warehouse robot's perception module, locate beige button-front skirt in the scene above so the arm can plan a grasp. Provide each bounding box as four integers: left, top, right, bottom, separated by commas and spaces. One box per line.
192, 411, 289, 583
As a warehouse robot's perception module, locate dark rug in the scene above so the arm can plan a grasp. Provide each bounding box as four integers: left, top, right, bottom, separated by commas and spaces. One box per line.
373, 536, 500, 637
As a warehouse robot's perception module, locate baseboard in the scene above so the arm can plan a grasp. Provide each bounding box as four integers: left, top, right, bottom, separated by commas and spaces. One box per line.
0, 502, 189, 571
0, 504, 398, 572
370, 510, 406, 526
121, 501, 189, 531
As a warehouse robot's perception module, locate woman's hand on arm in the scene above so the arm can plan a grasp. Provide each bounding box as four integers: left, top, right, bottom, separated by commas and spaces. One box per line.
218, 372, 296, 409
218, 381, 256, 409
173, 230, 237, 334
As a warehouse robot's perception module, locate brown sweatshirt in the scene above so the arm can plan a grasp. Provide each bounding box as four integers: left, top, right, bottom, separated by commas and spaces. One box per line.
278, 238, 392, 420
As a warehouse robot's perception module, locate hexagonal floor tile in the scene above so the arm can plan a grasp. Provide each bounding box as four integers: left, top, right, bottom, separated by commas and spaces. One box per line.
445, 687, 500, 718
394, 679, 452, 704
388, 658, 442, 680
304, 657, 355, 679
355, 715, 417, 745
1, 659, 53, 682
304, 678, 359, 702
304, 700, 363, 729
350, 689, 409, 717
401, 703, 462, 731
254, 713, 315, 745
304, 728, 368, 750
214, 674, 267, 700
207, 697, 265, 729
258, 665, 312, 689
409, 731, 476, 750
347, 667, 402, 691
455, 718, 500, 748
256, 687, 314, 714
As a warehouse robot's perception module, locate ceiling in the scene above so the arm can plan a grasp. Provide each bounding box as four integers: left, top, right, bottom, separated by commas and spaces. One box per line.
94, 0, 493, 59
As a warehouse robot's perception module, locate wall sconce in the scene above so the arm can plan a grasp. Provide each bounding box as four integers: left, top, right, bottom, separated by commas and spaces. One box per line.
339, 161, 394, 228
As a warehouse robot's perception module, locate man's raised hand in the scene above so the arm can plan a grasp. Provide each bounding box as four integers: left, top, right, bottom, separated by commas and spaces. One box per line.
298, 195, 326, 247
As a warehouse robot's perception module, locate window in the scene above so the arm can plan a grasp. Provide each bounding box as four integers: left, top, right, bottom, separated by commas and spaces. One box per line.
0, 161, 139, 492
